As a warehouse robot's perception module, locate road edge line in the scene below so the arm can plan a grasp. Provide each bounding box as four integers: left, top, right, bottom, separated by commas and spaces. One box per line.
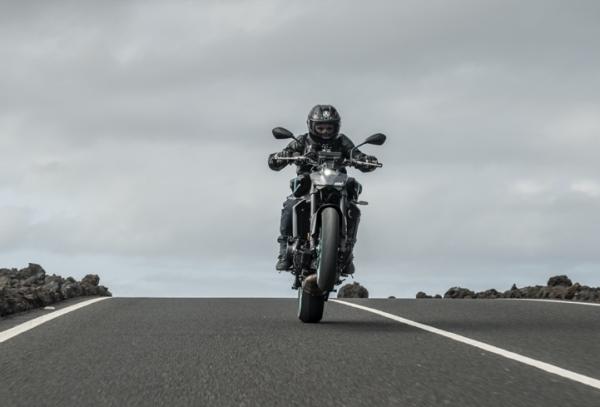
331, 299, 600, 391
500, 298, 600, 307
0, 297, 111, 343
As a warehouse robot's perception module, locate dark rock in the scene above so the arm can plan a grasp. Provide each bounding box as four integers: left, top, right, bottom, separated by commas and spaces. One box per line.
337, 282, 369, 298
0, 268, 12, 276
565, 283, 581, 300
574, 286, 600, 302
98, 285, 112, 297
444, 287, 475, 299
82, 274, 100, 286
41, 280, 64, 303
434, 294, 442, 299
34, 286, 55, 306
418, 275, 600, 305
547, 275, 573, 287
388, 296, 396, 299
0, 274, 10, 289
61, 281, 82, 299
504, 287, 521, 298
83, 285, 99, 295
475, 289, 501, 299
16, 263, 46, 283
539, 286, 569, 299
0, 264, 111, 317
81, 275, 111, 297
525, 285, 543, 298
0, 287, 32, 316
44, 274, 65, 285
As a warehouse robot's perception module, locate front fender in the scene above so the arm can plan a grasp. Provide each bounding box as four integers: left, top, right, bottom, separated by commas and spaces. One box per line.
310, 204, 346, 239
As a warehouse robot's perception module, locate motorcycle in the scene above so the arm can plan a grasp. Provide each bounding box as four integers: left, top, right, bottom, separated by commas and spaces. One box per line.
272, 127, 385, 323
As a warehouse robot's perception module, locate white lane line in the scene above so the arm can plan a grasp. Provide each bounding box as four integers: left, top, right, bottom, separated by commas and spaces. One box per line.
331, 299, 600, 391
0, 297, 111, 344
500, 298, 600, 307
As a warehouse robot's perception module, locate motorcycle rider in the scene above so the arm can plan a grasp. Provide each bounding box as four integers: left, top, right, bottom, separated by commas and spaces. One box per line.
268, 104, 380, 273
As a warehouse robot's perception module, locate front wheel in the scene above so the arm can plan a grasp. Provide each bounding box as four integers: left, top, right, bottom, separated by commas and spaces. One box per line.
298, 287, 325, 323
317, 207, 340, 292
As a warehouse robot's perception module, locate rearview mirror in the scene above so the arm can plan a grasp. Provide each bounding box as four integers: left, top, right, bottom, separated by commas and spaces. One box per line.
272, 127, 294, 140
364, 133, 386, 146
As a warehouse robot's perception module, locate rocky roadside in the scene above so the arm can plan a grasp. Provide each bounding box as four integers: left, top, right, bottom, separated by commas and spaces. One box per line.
415, 275, 600, 303
0, 263, 112, 317
337, 281, 369, 298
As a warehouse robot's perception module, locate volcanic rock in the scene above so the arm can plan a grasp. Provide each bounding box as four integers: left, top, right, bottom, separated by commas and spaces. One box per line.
547, 275, 573, 287
416, 275, 600, 304
444, 287, 475, 299
0, 264, 111, 317
475, 289, 501, 299
337, 282, 369, 298
82, 274, 100, 286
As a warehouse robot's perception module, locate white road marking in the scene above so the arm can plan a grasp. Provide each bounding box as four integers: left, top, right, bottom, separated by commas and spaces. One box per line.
331, 299, 600, 391
501, 298, 600, 307
0, 297, 111, 344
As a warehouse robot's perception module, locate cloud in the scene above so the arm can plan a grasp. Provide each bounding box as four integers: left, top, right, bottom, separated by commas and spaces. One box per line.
1, 0, 600, 296
571, 180, 600, 197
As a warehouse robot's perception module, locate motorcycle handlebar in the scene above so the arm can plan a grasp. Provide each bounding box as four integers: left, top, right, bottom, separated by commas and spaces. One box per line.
275, 155, 383, 168
275, 156, 317, 164
350, 160, 383, 168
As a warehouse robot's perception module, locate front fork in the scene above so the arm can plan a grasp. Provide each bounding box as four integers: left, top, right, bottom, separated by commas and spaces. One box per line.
308, 194, 348, 249
291, 191, 350, 289
311, 193, 351, 286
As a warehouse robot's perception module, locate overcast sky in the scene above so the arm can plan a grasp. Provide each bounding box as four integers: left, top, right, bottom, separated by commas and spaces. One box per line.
1, 0, 599, 298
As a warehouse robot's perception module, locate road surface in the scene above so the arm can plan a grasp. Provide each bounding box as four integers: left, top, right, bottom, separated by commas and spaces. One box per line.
1, 297, 599, 406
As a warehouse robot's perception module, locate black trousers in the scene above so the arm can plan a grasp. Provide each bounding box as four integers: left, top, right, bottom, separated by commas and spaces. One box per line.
278, 196, 361, 247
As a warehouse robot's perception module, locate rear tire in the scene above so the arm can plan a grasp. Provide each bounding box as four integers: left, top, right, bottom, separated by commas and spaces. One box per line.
317, 207, 340, 292
298, 289, 325, 323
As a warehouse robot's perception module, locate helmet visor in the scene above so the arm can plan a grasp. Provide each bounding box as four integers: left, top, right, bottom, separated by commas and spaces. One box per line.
314, 123, 338, 139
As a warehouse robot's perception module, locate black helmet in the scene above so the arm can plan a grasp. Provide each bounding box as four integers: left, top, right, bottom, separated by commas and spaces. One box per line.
307, 104, 341, 143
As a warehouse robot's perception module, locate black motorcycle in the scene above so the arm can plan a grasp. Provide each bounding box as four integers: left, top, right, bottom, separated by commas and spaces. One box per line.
272, 128, 385, 322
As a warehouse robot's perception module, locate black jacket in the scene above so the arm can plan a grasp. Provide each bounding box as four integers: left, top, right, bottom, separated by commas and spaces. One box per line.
268, 133, 375, 174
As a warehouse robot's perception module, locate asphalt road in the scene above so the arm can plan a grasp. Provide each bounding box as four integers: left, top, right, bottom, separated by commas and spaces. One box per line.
1, 297, 599, 406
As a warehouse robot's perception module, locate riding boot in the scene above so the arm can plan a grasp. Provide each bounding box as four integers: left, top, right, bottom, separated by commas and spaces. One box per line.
342, 245, 356, 275
275, 236, 292, 271
345, 261, 355, 275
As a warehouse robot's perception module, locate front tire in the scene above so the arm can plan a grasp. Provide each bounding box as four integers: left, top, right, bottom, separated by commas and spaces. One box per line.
317, 207, 340, 292
298, 288, 325, 323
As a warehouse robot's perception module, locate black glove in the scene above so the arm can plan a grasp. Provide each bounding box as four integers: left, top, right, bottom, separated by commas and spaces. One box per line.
356, 155, 378, 172
365, 155, 378, 165
268, 151, 291, 170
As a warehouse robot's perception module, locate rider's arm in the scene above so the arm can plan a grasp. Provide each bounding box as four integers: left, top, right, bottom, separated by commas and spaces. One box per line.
341, 135, 379, 173
267, 136, 305, 171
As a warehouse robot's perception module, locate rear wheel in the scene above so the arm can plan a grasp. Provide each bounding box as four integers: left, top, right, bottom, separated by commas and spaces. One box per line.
316, 207, 340, 292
